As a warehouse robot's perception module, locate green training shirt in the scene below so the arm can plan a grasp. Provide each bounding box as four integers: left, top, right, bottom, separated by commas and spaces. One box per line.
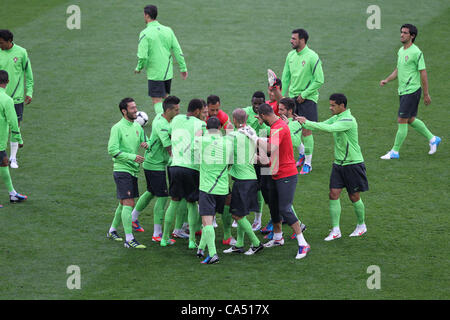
0, 87, 22, 150
170, 114, 206, 171
302, 108, 364, 166
143, 113, 172, 171
243, 106, 270, 137
136, 20, 187, 81
0, 43, 34, 104
397, 44, 426, 96
107, 117, 147, 177
281, 45, 324, 103
288, 118, 302, 149
197, 131, 232, 195
227, 129, 257, 180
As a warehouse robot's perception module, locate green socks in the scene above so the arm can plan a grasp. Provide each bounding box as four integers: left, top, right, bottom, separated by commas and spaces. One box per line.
121, 205, 133, 235
154, 102, 163, 114
111, 203, 123, 230
135, 191, 154, 212
200, 225, 217, 256
0, 166, 14, 192
154, 197, 168, 225
302, 134, 314, 156
162, 200, 180, 240
329, 199, 341, 228
236, 217, 260, 247
236, 223, 245, 248
352, 199, 365, 225
257, 190, 264, 213
187, 201, 202, 243
410, 118, 434, 141
175, 199, 187, 230
393, 123, 408, 152
221, 205, 232, 240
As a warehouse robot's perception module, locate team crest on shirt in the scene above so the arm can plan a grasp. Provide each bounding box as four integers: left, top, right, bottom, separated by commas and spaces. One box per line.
405, 55, 409, 62
302, 60, 306, 66
136, 130, 139, 137
13, 57, 18, 63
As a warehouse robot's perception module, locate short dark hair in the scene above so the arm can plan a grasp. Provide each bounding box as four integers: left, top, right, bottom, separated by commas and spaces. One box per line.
269, 78, 282, 89
163, 95, 180, 112
0, 30, 13, 42
401, 24, 418, 42
200, 99, 207, 107
292, 28, 309, 43
188, 98, 204, 112
279, 97, 295, 112
207, 95, 220, 105
257, 103, 274, 116
252, 91, 265, 101
144, 5, 158, 20
0, 70, 9, 84
119, 97, 135, 114
329, 93, 347, 107
206, 116, 221, 130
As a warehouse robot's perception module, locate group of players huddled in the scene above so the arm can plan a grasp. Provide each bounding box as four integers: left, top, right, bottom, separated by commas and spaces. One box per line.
106, 5, 441, 264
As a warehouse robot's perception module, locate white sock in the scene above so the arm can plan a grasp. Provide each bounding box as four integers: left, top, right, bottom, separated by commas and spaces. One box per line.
10, 142, 18, 160
296, 233, 308, 246
254, 212, 262, 223
125, 234, 134, 242
305, 154, 312, 166
9, 190, 17, 196
298, 143, 305, 155
109, 227, 117, 233
131, 209, 140, 222
182, 222, 189, 230
332, 227, 341, 234
273, 232, 283, 241
429, 136, 436, 143
153, 224, 162, 237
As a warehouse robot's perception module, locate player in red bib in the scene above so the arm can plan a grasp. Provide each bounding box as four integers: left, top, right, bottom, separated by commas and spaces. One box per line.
239, 103, 310, 260
266, 78, 282, 116
206, 95, 233, 130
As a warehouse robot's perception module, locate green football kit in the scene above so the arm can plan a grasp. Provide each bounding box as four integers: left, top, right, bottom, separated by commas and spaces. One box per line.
0, 43, 34, 104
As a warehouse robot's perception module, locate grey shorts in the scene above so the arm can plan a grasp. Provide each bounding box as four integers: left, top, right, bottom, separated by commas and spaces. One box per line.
267, 174, 299, 226
113, 171, 139, 200
294, 99, 318, 122
398, 88, 421, 118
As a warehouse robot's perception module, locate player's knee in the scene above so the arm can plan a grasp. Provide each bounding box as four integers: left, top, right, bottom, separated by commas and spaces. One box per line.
329, 190, 340, 200
348, 192, 360, 203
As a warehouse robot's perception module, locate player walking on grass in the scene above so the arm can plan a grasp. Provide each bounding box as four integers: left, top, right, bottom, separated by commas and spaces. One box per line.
282, 28, 324, 174
380, 24, 441, 159
131, 96, 180, 241
162, 99, 206, 248
223, 109, 264, 256
241, 103, 310, 260
295, 94, 368, 240
0, 30, 34, 169
0, 70, 27, 205
107, 97, 148, 248
135, 5, 187, 114
196, 117, 233, 264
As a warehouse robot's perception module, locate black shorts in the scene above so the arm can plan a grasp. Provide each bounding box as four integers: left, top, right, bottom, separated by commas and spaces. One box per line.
230, 178, 259, 217
267, 174, 299, 226
0, 150, 8, 165
144, 169, 168, 197
148, 79, 172, 98
329, 162, 369, 194
14, 103, 24, 122
199, 191, 226, 216
168, 166, 199, 202
398, 88, 421, 118
294, 99, 318, 122
113, 171, 139, 200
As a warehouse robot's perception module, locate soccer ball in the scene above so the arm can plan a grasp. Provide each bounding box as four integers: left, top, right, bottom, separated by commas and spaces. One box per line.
135, 111, 149, 127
